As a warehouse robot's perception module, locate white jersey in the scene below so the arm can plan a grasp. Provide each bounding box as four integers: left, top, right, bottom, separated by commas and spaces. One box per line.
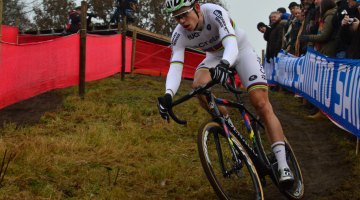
166, 3, 267, 96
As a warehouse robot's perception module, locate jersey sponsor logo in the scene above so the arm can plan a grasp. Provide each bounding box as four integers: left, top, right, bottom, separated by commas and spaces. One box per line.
172, 32, 181, 46
259, 64, 266, 80
213, 10, 223, 17
214, 11, 230, 34
196, 35, 220, 49
207, 24, 211, 30
259, 65, 265, 74
215, 17, 224, 28
209, 35, 220, 43
198, 41, 209, 48
187, 32, 200, 40
223, 26, 230, 34
249, 75, 258, 81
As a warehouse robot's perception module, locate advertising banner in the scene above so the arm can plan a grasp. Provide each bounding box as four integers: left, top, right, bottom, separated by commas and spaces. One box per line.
265, 49, 360, 136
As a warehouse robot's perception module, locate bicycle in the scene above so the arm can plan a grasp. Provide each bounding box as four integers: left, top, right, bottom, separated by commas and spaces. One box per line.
166, 70, 304, 199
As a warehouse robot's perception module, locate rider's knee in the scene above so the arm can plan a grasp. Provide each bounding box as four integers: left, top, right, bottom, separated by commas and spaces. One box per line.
192, 80, 207, 89
253, 100, 272, 116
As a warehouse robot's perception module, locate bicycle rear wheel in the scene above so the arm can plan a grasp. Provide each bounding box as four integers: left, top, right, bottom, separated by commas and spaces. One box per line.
198, 121, 264, 200
252, 120, 304, 199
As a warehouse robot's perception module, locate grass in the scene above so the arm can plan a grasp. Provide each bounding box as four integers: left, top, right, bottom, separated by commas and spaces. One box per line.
0, 74, 359, 199
0, 74, 217, 199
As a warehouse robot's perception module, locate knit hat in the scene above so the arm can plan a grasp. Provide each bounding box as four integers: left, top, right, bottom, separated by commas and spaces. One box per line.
257, 22, 267, 30
288, 2, 300, 9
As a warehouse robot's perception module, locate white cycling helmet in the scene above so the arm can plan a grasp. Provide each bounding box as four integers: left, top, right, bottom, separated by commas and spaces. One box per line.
165, 0, 196, 13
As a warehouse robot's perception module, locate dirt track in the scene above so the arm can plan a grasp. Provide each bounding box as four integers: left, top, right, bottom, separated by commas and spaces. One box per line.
0, 87, 357, 199
262, 91, 354, 200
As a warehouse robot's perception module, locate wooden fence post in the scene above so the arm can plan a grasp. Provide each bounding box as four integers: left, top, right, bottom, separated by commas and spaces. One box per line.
0, 0, 3, 42
121, 16, 127, 81
79, 1, 87, 98
131, 29, 137, 73
0, 0, 3, 61
15, 18, 20, 44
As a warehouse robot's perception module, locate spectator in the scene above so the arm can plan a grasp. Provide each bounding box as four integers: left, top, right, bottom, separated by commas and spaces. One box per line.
257, 22, 272, 41
257, 22, 267, 33
299, 0, 337, 119
286, 7, 303, 54
304, 0, 318, 36
278, 7, 291, 20
295, 8, 306, 56
300, 0, 337, 57
341, 1, 360, 58
283, 2, 301, 53
296, 0, 318, 55
288, 2, 301, 20
66, 6, 81, 34
266, 11, 287, 62
332, 0, 350, 58
289, 2, 301, 11
110, 0, 138, 24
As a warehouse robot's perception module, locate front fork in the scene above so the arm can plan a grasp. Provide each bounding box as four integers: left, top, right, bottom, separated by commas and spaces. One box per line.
205, 92, 243, 177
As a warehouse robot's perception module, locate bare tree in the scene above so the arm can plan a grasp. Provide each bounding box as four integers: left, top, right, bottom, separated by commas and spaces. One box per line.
2, 0, 33, 30
19, 0, 225, 33
32, 0, 76, 30
88, 0, 113, 24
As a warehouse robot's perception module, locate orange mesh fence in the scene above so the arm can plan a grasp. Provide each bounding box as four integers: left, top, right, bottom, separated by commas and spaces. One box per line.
0, 32, 132, 109
1, 24, 239, 110
1, 25, 19, 43
133, 39, 243, 86
134, 39, 205, 79
19, 35, 62, 44
86, 34, 131, 82
0, 34, 80, 109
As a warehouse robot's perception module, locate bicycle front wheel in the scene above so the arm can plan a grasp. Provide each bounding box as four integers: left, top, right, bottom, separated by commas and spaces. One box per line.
198, 121, 264, 200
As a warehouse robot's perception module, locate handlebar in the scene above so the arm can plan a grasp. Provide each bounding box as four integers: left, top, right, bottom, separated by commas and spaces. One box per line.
226, 69, 244, 95
167, 68, 245, 125
167, 80, 217, 125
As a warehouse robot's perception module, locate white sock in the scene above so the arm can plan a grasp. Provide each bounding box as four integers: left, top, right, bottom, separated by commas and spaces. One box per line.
271, 141, 289, 170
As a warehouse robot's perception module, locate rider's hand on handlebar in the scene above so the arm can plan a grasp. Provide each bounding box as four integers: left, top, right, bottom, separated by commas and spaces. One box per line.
157, 93, 172, 122
210, 59, 232, 87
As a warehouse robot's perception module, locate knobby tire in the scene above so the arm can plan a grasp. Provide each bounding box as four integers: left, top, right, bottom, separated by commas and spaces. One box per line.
198, 121, 264, 200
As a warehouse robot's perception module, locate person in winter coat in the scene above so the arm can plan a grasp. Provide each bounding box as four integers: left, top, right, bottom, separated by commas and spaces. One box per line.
300, 0, 338, 57
266, 11, 287, 62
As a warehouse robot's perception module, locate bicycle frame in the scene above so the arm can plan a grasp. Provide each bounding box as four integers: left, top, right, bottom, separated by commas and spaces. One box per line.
203, 89, 272, 179
169, 80, 273, 180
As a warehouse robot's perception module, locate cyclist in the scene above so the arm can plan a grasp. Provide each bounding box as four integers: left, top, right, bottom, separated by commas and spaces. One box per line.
157, 0, 294, 185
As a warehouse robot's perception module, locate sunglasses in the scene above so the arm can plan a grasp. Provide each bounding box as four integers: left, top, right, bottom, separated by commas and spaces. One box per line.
172, 7, 194, 20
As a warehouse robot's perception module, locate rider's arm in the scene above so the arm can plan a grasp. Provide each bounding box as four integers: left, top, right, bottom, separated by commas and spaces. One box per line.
165, 59, 184, 97
165, 31, 186, 97
222, 36, 238, 66
212, 7, 238, 66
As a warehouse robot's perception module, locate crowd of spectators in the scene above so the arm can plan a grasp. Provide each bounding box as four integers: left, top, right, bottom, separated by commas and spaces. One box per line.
257, 0, 360, 60
257, 0, 360, 119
